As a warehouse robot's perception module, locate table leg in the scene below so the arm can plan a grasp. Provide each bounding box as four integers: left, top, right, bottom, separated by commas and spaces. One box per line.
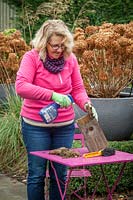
100, 163, 127, 200
50, 161, 72, 200
50, 161, 127, 200
110, 163, 126, 194
63, 168, 73, 199
100, 165, 113, 200
90, 174, 102, 200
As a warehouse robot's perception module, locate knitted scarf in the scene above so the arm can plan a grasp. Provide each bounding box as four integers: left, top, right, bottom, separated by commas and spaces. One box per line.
42, 54, 65, 74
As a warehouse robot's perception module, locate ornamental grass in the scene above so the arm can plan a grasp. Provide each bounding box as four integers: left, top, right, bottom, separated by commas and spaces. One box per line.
0, 92, 27, 177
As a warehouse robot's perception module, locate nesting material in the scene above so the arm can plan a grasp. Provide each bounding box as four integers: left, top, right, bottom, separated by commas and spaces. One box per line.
49, 147, 80, 158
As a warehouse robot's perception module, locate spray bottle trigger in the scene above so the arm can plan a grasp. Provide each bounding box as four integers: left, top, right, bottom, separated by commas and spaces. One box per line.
68, 94, 74, 103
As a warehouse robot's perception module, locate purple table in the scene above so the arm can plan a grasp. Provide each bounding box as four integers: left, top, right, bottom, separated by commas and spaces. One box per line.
31, 148, 133, 200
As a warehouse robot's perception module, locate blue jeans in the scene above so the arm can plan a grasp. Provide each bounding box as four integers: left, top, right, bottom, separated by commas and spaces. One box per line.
21, 118, 75, 200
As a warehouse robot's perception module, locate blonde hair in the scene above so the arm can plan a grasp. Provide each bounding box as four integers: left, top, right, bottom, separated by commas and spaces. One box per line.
31, 19, 74, 61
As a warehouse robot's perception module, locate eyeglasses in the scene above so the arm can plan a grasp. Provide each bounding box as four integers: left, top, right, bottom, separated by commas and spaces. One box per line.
48, 42, 65, 50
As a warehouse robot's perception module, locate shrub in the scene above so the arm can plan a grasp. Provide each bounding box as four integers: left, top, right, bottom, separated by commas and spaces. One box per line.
0, 29, 31, 84
73, 22, 133, 97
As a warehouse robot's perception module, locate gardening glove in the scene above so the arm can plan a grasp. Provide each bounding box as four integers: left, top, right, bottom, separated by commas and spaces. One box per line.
52, 92, 71, 108
84, 103, 98, 121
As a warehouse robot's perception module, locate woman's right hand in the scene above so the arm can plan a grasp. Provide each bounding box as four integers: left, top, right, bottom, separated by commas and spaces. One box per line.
52, 92, 71, 107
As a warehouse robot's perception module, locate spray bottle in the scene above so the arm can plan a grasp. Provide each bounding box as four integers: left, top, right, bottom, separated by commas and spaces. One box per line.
39, 95, 73, 124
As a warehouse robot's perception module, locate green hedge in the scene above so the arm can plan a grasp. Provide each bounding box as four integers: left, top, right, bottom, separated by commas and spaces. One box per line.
69, 140, 133, 196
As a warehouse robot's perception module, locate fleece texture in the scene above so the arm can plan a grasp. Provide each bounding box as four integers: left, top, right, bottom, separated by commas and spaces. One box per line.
15, 49, 90, 122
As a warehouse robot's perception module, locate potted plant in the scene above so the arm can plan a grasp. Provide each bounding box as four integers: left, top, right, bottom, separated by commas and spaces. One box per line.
73, 22, 133, 141
0, 29, 30, 101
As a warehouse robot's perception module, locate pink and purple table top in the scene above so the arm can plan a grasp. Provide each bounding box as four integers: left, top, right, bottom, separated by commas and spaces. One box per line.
30, 147, 133, 168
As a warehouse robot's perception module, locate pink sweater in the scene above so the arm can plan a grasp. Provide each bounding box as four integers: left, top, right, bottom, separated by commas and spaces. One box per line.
15, 49, 90, 122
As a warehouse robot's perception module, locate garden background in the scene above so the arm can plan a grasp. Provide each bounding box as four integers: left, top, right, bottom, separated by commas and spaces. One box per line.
0, 0, 133, 198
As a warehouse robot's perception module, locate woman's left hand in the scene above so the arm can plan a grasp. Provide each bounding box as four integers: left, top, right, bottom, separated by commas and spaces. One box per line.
84, 103, 98, 121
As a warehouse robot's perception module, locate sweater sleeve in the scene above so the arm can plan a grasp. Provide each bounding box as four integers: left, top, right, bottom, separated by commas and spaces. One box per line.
15, 51, 53, 100
70, 54, 91, 110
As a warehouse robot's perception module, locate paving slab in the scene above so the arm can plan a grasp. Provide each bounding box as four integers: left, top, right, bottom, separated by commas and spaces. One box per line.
0, 174, 26, 200
0, 174, 132, 200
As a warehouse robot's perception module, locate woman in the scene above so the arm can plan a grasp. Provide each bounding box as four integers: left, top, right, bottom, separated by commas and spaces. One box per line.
15, 19, 97, 200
